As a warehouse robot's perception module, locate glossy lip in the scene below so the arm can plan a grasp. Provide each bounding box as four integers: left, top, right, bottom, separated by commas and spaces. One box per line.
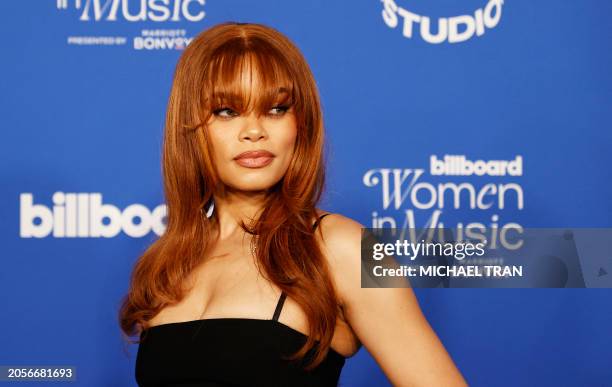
233, 150, 275, 168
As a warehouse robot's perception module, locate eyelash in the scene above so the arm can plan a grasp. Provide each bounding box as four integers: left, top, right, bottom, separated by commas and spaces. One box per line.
213, 105, 290, 119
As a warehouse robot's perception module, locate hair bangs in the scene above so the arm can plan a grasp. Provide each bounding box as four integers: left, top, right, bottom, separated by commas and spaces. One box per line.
201, 39, 297, 119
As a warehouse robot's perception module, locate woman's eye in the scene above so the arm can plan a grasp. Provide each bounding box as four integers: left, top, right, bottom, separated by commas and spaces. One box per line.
213, 108, 238, 119
268, 105, 289, 117
212, 106, 290, 119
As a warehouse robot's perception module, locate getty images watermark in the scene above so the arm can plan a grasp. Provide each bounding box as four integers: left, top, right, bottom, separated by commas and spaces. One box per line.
361, 228, 612, 288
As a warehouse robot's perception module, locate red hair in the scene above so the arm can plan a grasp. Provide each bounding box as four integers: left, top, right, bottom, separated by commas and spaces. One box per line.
118, 22, 340, 370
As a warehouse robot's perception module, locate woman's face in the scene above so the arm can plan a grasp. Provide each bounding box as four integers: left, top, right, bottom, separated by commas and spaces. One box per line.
205, 71, 297, 193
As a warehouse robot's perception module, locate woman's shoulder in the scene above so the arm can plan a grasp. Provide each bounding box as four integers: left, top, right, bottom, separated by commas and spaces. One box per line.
312, 210, 366, 305
312, 210, 364, 268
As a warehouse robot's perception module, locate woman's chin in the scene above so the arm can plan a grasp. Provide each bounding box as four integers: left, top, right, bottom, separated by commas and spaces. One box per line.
226, 178, 281, 193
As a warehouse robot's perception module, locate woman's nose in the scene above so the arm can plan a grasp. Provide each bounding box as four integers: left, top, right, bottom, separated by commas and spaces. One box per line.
239, 112, 267, 142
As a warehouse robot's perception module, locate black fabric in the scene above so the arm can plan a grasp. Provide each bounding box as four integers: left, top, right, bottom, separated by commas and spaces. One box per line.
135, 213, 345, 386
311, 213, 331, 232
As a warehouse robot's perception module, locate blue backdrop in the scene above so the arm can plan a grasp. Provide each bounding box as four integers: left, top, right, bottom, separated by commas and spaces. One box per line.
1, 1, 611, 386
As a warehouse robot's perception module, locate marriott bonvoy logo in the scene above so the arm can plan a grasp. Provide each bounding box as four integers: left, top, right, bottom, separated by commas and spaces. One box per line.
55, 0, 206, 50
380, 0, 504, 44
20, 192, 167, 238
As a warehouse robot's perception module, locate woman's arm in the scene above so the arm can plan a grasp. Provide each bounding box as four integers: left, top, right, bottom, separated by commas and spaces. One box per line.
317, 214, 468, 387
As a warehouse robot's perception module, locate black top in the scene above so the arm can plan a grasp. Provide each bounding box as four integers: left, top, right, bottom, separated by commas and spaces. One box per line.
135, 213, 346, 386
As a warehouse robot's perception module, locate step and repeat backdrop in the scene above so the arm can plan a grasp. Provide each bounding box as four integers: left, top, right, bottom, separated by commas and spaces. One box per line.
1, 1, 611, 386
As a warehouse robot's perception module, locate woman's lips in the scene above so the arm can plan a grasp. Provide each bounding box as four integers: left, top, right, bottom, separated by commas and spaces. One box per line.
235, 156, 274, 168
234, 150, 275, 168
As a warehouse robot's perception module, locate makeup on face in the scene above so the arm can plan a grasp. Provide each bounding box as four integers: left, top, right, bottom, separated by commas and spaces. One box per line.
233, 149, 276, 168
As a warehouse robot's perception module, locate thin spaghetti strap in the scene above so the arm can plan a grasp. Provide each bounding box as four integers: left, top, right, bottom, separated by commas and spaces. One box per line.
312, 213, 332, 231
270, 214, 330, 321
272, 291, 287, 321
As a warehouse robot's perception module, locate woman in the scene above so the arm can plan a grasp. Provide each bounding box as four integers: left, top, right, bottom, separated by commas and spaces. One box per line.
119, 21, 466, 387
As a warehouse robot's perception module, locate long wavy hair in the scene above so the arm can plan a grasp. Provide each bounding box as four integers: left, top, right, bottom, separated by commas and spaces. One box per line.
118, 22, 340, 370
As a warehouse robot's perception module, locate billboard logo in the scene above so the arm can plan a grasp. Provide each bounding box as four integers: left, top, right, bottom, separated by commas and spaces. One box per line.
363, 154, 524, 230
430, 155, 522, 176
20, 192, 167, 238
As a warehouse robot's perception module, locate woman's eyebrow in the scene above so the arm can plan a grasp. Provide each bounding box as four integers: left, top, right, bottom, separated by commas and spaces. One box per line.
214, 86, 289, 98
209, 87, 292, 109
212, 91, 241, 101
275, 87, 290, 95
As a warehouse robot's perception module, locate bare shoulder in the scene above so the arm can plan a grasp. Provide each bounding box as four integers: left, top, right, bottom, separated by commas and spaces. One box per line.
312, 211, 365, 306
314, 211, 364, 249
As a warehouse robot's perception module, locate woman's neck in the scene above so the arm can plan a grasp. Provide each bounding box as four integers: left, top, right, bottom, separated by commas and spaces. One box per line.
213, 188, 267, 240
